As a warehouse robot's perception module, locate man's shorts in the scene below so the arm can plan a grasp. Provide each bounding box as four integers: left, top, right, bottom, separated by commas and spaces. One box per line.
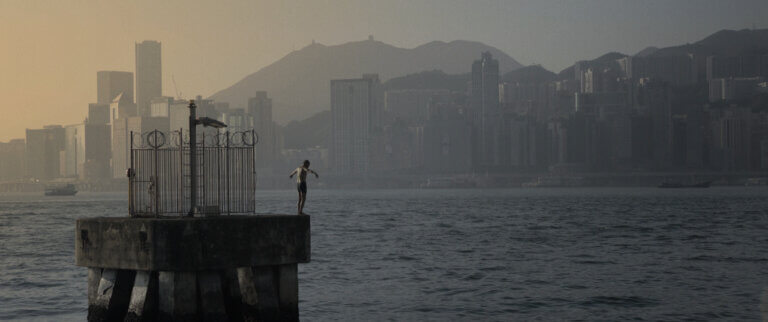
297, 182, 307, 194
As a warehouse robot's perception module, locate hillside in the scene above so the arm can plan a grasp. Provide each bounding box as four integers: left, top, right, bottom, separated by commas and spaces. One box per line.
652, 28, 768, 57
208, 39, 522, 124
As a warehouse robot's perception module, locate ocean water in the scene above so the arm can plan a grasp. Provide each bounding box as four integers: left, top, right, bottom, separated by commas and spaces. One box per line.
1, 188, 767, 321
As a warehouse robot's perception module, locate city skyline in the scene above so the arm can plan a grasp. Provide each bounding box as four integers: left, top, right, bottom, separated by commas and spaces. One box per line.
2, 0, 768, 141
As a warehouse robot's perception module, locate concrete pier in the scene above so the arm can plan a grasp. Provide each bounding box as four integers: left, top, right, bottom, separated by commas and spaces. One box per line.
75, 215, 310, 321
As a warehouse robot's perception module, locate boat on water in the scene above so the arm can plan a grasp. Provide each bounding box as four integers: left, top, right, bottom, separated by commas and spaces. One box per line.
658, 181, 712, 188
44, 184, 78, 196
421, 177, 476, 189
522, 176, 585, 187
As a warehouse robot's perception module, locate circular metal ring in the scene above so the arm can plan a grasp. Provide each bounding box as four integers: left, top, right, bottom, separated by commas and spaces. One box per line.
146, 130, 166, 148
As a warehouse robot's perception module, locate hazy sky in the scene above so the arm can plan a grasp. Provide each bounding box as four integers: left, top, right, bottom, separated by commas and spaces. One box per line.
1, 0, 767, 141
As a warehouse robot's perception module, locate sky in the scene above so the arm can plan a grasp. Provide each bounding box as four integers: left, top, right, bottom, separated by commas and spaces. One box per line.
1, 0, 767, 141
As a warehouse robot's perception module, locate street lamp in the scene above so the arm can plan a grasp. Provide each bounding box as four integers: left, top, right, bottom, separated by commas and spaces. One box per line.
188, 100, 227, 216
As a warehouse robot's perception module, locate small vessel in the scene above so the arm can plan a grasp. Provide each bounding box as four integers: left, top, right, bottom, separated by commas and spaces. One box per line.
421, 177, 476, 189
44, 184, 78, 196
522, 176, 585, 187
658, 181, 712, 188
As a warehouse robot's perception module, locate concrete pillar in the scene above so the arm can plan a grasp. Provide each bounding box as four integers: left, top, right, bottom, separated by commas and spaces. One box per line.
197, 271, 227, 321
125, 271, 157, 321
89, 269, 135, 322
220, 269, 243, 320
277, 264, 299, 322
76, 215, 310, 321
158, 272, 198, 321
236, 267, 259, 320
87, 268, 103, 304
253, 266, 280, 320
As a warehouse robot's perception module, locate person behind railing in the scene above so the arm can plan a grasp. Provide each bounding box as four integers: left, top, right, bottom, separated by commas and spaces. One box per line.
148, 175, 157, 214
289, 160, 318, 215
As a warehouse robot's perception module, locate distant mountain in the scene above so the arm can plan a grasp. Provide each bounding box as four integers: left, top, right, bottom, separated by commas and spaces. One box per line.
557, 52, 627, 79
502, 65, 557, 83
652, 28, 768, 57
383, 70, 470, 92
208, 39, 522, 124
634, 46, 659, 57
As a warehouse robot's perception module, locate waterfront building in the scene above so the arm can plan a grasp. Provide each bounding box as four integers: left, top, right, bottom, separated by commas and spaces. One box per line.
330, 74, 383, 175
471, 52, 502, 169
25, 125, 65, 180
0, 139, 26, 182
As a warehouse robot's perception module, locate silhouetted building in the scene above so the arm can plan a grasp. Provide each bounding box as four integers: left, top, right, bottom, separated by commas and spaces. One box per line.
88, 103, 111, 125
25, 125, 65, 180
62, 124, 84, 178
423, 102, 473, 173
471, 52, 501, 169
135, 40, 162, 117
150, 97, 187, 132
709, 107, 752, 171
220, 108, 252, 133
0, 139, 25, 182
706, 55, 768, 80
97, 71, 134, 104
248, 91, 277, 168
639, 79, 673, 169
384, 89, 450, 124
330, 74, 383, 175
618, 55, 695, 86
708, 77, 764, 102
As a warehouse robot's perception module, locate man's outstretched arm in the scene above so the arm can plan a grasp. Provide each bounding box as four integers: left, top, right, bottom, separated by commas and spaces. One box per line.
289, 169, 298, 178
309, 169, 319, 178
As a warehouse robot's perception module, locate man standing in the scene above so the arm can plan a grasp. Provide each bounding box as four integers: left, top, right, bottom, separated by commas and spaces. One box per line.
289, 160, 319, 215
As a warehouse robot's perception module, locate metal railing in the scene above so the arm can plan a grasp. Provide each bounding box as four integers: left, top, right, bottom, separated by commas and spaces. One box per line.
129, 129, 258, 217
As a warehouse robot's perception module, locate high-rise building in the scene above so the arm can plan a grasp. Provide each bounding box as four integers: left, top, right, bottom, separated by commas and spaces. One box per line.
61, 124, 84, 178
471, 52, 501, 169
111, 115, 169, 179
135, 40, 162, 117
640, 79, 673, 169
330, 74, 383, 175
25, 125, 65, 180
384, 89, 451, 124
97, 71, 134, 104
0, 139, 26, 182
248, 91, 276, 168
88, 103, 111, 125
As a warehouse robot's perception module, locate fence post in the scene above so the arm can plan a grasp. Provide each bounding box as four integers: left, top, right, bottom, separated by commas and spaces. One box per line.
129, 131, 134, 217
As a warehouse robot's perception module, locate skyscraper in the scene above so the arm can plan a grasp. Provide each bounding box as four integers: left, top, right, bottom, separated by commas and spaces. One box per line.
96, 71, 134, 104
135, 40, 162, 117
248, 91, 276, 168
471, 52, 501, 169
330, 74, 383, 175
25, 125, 65, 180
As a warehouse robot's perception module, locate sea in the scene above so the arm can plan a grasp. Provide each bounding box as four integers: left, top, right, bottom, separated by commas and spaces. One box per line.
1, 188, 767, 321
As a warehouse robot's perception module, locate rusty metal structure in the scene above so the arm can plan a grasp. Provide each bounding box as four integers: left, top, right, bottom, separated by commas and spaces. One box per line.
128, 128, 258, 217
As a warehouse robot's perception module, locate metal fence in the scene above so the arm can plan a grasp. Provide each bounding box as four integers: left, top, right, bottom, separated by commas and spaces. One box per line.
129, 129, 258, 217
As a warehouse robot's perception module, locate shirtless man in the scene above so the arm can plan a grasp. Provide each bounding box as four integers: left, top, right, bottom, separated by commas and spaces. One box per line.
289, 160, 319, 215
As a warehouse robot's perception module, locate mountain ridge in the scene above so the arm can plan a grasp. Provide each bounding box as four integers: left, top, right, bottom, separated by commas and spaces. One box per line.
208, 38, 522, 124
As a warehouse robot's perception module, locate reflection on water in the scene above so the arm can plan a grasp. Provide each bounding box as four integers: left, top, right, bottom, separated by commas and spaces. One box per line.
1, 188, 767, 320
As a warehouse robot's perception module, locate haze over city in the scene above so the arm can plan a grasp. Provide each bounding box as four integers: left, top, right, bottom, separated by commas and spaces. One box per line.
2, 0, 767, 141
4, 1, 768, 321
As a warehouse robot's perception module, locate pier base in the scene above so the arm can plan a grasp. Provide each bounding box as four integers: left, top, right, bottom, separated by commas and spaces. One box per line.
76, 215, 310, 322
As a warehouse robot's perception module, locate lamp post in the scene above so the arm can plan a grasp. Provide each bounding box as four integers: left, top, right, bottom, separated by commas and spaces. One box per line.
188, 100, 227, 216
